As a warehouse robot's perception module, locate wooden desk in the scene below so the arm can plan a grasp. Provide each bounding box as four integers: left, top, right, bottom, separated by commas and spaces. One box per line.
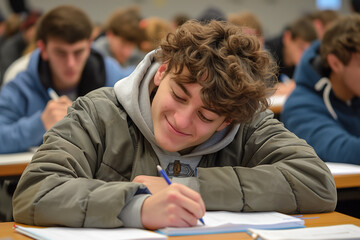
333, 174, 360, 189
268, 95, 286, 114
0, 212, 359, 240
326, 162, 360, 189
0, 152, 33, 177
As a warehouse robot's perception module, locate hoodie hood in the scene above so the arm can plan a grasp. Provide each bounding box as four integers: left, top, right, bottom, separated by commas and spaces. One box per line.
114, 50, 239, 172
294, 40, 323, 89
294, 40, 338, 119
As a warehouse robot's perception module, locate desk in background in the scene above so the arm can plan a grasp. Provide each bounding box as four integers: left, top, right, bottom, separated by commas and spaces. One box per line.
326, 162, 360, 189
0, 152, 33, 177
268, 94, 287, 114
0, 212, 359, 240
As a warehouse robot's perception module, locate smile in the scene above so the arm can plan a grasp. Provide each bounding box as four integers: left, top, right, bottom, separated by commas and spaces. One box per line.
165, 116, 191, 136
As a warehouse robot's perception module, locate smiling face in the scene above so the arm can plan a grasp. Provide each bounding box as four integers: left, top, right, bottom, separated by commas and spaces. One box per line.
151, 64, 230, 153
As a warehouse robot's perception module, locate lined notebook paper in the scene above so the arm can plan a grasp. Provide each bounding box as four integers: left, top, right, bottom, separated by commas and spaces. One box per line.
249, 224, 360, 240
14, 225, 167, 240
157, 211, 304, 236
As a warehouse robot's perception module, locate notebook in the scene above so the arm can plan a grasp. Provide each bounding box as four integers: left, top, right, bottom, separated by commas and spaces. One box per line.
249, 224, 360, 240
156, 211, 304, 236
14, 225, 167, 240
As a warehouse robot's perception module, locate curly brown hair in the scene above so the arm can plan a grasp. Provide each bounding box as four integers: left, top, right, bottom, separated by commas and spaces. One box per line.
155, 20, 277, 124
320, 15, 360, 73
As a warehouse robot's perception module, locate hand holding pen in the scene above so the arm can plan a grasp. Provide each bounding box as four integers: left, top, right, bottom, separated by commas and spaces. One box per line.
157, 165, 205, 225
140, 165, 206, 230
41, 88, 72, 130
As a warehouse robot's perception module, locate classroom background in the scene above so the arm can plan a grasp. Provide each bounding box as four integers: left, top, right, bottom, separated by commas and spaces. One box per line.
0, 0, 354, 39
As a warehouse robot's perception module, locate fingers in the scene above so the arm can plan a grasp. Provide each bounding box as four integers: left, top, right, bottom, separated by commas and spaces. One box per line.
167, 183, 205, 220
41, 96, 72, 130
52, 96, 72, 106
165, 202, 200, 227
141, 183, 206, 229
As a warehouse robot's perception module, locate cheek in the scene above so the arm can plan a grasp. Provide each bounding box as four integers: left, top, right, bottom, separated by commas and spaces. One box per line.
343, 69, 360, 95
194, 122, 218, 140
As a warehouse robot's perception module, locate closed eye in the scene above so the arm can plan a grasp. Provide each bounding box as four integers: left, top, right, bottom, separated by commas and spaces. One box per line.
171, 90, 186, 102
198, 111, 213, 123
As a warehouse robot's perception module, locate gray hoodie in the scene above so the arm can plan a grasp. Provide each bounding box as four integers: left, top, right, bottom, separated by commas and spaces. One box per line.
114, 50, 240, 227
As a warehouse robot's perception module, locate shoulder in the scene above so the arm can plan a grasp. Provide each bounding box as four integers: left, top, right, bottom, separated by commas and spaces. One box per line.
74, 87, 125, 117
284, 86, 324, 113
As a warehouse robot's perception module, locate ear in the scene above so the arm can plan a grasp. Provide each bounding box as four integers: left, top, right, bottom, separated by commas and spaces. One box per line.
37, 40, 48, 60
216, 118, 232, 132
154, 63, 167, 86
282, 30, 292, 45
312, 19, 323, 39
327, 54, 344, 74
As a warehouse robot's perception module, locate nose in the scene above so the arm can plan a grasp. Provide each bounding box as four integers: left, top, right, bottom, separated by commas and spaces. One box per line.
173, 106, 193, 130
66, 54, 76, 67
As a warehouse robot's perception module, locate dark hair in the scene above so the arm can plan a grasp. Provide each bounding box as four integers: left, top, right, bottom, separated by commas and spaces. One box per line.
321, 15, 360, 72
36, 5, 92, 44
156, 20, 277, 123
288, 16, 317, 42
351, 0, 360, 13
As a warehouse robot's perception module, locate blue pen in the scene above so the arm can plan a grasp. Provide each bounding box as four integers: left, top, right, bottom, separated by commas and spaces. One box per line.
156, 165, 205, 225
47, 88, 59, 100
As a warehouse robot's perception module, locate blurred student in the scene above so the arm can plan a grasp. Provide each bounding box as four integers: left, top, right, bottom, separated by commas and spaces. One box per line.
229, 11, 294, 98
228, 11, 264, 46
197, 6, 227, 23
0, 11, 41, 83
0, 11, 6, 46
13, 20, 335, 229
0, 13, 22, 48
351, 0, 360, 13
170, 13, 189, 30
282, 15, 360, 165
307, 10, 340, 39
93, 6, 145, 68
139, 17, 172, 53
0, 5, 131, 154
265, 15, 317, 82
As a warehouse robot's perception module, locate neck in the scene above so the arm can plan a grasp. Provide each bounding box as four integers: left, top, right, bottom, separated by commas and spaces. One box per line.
52, 75, 80, 92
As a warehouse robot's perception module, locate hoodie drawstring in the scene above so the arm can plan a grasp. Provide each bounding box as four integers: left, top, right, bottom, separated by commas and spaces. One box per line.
314, 77, 338, 120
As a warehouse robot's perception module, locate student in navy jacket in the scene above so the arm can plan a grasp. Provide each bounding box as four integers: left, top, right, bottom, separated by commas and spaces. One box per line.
0, 5, 133, 154
282, 15, 360, 165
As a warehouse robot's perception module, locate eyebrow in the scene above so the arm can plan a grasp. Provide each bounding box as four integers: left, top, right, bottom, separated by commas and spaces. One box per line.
177, 82, 191, 97
176, 81, 219, 115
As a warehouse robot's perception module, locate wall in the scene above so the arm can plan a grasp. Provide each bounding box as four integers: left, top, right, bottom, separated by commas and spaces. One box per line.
0, 0, 352, 38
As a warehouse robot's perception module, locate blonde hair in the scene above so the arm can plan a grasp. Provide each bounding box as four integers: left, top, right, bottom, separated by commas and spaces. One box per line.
228, 11, 263, 37
140, 17, 171, 52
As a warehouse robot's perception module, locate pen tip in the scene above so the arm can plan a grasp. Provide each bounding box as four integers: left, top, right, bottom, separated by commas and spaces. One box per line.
157, 165, 162, 171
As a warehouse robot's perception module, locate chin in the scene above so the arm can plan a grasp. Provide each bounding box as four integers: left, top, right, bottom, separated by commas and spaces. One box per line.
155, 135, 180, 153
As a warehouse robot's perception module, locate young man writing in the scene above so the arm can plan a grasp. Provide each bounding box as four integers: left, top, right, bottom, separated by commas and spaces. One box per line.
282, 15, 360, 165
0, 5, 132, 153
13, 20, 336, 229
